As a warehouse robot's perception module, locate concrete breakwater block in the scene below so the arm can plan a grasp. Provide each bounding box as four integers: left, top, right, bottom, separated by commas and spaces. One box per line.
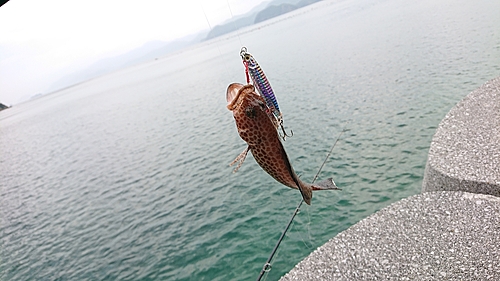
422, 77, 500, 196
280, 191, 500, 280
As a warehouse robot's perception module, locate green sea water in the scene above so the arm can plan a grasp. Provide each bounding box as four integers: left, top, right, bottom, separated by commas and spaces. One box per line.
1, 0, 500, 280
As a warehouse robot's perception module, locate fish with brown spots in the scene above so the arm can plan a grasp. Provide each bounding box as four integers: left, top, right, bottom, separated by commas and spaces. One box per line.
226, 83, 339, 205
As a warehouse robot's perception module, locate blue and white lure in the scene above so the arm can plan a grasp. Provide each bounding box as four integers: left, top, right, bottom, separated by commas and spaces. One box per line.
240, 47, 292, 140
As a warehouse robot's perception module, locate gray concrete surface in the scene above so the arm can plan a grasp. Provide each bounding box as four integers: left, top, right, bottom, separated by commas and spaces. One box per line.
422, 77, 500, 196
280, 78, 500, 280
280, 191, 500, 280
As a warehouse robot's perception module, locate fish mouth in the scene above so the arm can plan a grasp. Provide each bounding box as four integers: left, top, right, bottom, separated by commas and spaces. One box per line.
226, 83, 244, 104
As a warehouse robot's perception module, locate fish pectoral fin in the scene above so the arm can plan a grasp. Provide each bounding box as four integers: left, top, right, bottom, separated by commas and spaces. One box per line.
229, 146, 250, 173
311, 178, 341, 191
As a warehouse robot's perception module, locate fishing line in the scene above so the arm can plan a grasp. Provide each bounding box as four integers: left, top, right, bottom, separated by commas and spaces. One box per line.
212, 2, 350, 279
300, 209, 314, 249
200, 3, 230, 78
256, 126, 348, 281
200, 3, 212, 30
226, 0, 244, 47
263, 81, 366, 274
202, 1, 355, 279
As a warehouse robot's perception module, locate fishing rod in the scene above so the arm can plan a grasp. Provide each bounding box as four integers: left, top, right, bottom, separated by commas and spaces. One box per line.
256, 127, 346, 281
207, 2, 346, 279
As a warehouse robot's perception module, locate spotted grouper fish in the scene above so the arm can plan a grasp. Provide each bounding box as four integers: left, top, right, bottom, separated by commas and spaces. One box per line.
226, 83, 339, 205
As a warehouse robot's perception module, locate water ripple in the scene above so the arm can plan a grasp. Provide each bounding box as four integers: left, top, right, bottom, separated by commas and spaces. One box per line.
2, 0, 500, 280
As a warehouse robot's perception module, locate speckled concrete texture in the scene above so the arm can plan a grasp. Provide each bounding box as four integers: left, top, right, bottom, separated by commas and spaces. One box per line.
280, 79, 500, 280
422, 77, 500, 196
280, 191, 500, 280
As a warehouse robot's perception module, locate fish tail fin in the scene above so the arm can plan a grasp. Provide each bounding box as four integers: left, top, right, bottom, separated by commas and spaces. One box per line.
298, 183, 313, 205
311, 178, 341, 191
300, 178, 341, 205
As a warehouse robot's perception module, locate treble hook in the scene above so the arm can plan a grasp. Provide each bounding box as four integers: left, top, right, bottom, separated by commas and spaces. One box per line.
279, 123, 293, 141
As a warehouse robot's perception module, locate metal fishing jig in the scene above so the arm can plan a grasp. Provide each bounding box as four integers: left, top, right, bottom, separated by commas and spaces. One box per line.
240, 47, 293, 140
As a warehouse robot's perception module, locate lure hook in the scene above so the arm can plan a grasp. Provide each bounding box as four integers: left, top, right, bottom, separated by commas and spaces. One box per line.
279, 123, 293, 141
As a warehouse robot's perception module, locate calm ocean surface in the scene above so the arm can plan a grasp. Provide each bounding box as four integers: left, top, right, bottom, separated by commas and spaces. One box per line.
1, 0, 499, 280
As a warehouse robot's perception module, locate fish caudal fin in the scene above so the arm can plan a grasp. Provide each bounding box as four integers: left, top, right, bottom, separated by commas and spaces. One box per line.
311, 178, 341, 191
299, 178, 341, 205
300, 178, 340, 205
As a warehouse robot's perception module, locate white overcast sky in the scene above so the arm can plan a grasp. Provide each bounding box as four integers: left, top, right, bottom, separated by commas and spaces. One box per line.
0, 0, 267, 105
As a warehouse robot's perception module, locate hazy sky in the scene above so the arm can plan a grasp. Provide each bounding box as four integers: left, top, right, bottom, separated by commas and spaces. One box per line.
0, 0, 267, 105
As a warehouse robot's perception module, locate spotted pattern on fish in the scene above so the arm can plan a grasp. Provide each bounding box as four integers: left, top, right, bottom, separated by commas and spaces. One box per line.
226, 83, 340, 204
228, 84, 295, 184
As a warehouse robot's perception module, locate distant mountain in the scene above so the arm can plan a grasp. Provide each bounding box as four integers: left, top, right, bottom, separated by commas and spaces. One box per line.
254, 3, 297, 23
205, 0, 321, 39
0, 102, 10, 111
46, 0, 322, 95
204, 1, 271, 40
46, 31, 207, 94
205, 15, 255, 40
256, 0, 321, 23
